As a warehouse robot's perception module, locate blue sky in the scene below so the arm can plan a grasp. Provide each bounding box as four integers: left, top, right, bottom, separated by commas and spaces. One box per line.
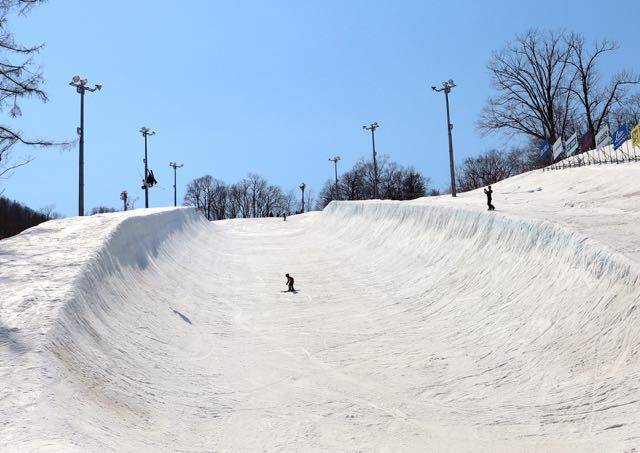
3, 0, 639, 215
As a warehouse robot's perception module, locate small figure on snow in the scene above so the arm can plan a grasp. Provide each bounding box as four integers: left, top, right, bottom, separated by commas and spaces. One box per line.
283, 213, 287, 221
484, 185, 495, 211
285, 273, 295, 292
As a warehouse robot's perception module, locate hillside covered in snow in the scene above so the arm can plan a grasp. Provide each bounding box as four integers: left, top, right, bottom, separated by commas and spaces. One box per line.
2, 162, 640, 452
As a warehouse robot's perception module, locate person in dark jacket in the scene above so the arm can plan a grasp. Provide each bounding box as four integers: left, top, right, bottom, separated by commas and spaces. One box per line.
285, 273, 295, 292
484, 185, 495, 211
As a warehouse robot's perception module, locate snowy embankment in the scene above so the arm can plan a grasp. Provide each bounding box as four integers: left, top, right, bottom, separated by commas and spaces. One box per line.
2, 162, 640, 451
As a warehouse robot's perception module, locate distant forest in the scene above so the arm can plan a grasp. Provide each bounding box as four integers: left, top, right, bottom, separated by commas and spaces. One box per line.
0, 197, 58, 240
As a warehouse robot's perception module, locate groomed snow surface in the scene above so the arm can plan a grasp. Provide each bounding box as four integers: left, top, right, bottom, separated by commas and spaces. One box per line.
2, 162, 640, 452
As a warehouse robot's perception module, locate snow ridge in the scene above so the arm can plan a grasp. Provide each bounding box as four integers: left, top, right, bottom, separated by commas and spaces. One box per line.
324, 199, 640, 289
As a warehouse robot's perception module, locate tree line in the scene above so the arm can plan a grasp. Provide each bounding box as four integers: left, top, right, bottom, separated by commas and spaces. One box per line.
316, 156, 433, 209
0, 197, 61, 240
183, 173, 310, 221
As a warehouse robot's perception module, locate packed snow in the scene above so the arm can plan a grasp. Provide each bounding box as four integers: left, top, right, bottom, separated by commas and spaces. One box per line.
2, 160, 640, 451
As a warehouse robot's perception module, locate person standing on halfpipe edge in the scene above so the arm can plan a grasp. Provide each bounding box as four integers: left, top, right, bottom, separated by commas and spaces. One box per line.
484, 185, 495, 211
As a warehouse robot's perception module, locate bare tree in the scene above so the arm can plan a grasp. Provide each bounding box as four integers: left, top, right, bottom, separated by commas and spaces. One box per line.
226, 182, 243, 218
184, 175, 213, 219
209, 179, 228, 220
400, 167, 429, 200
456, 148, 538, 192
247, 173, 267, 217
127, 196, 139, 210
232, 178, 251, 218
184, 175, 230, 220
37, 204, 61, 219
0, 1, 64, 185
283, 189, 297, 215
316, 157, 430, 209
566, 33, 639, 142
478, 29, 576, 144
185, 172, 312, 219
304, 187, 314, 212
259, 184, 287, 216
90, 206, 117, 215
611, 92, 640, 129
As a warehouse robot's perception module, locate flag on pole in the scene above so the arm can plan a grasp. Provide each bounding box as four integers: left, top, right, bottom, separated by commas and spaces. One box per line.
539, 140, 552, 160
612, 124, 629, 150
552, 136, 564, 159
632, 123, 640, 149
565, 132, 579, 156
595, 124, 611, 149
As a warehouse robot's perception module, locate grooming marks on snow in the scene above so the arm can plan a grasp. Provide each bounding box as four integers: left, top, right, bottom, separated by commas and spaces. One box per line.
0, 325, 28, 354
3, 164, 640, 450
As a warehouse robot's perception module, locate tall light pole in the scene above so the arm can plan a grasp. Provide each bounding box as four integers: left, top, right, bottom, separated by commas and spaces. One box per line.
169, 162, 184, 207
432, 80, 457, 197
362, 122, 379, 199
299, 182, 306, 213
140, 127, 156, 208
69, 75, 102, 216
328, 156, 341, 201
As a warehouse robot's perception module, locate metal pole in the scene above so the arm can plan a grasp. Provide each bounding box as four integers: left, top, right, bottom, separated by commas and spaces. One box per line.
70, 77, 101, 215
144, 133, 149, 208
444, 88, 457, 197
173, 165, 177, 207
362, 123, 379, 199
334, 159, 339, 200
169, 162, 183, 208
371, 128, 378, 199
301, 186, 305, 212
78, 88, 85, 216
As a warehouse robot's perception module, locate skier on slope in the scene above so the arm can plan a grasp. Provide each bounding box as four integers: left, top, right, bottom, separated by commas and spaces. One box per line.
484, 185, 495, 211
285, 273, 295, 292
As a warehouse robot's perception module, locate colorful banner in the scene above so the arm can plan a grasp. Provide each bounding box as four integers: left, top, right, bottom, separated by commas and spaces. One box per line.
595, 124, 611, 149
552, 136, 564, 159
539, 140, 552, 160
565, 132, 579, 156
632, 123, 640, 149
580, 132, 593, 152
612, 123, 629, 150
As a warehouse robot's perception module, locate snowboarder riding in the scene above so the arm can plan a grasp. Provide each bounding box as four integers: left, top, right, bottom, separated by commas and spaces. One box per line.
285, 273, 295, 292
141, 170, 158, 190
484, 185, 495, 211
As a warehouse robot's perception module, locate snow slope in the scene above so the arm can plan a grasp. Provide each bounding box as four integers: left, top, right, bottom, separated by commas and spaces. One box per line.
2, 162, 640, 452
